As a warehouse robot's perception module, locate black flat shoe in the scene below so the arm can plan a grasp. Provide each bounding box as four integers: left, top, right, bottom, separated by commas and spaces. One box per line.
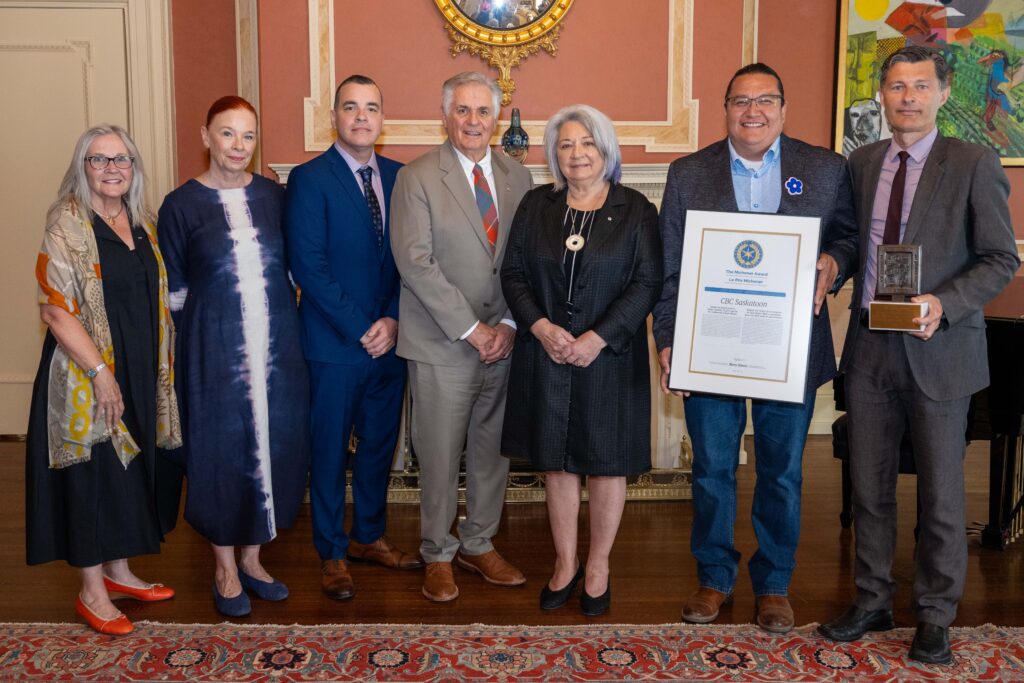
908, 621, 952, 665
581, 581, 611, 616
818, 605, 895, 642
540, 565, 583, 610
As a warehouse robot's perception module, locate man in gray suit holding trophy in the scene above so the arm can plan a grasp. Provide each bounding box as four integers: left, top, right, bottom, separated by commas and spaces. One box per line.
819, 46, 1019, 665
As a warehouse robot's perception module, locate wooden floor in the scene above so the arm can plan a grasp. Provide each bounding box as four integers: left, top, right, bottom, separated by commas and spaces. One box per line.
2, 435, 1022, 628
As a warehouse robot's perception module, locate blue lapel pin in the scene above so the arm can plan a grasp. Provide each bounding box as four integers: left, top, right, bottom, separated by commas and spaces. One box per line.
785, 177, 803, 195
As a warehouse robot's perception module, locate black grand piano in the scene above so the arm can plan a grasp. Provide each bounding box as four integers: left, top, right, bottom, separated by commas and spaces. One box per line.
971, 277, 1024, 550
832, 276, 1024, 548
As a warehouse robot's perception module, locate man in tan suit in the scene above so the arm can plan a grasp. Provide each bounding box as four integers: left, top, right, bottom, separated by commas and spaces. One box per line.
390, 72, 533, 602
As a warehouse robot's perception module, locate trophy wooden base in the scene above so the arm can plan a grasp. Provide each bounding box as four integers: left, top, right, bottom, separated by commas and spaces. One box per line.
869, 300, 928, 331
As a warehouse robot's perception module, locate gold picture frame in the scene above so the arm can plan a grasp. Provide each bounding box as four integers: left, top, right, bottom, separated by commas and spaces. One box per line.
435, 0, 575, 106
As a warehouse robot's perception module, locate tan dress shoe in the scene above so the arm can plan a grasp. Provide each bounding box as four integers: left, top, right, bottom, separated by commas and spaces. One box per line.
756, 595, 795, 633
681, 587, 732, 623
455, 549, 526, 586
321, 559, 355, 600
423, 562, 459, 602
348, 536, 425, 569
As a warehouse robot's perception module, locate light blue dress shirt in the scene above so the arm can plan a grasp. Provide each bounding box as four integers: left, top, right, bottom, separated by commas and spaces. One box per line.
728, 136, 782, 214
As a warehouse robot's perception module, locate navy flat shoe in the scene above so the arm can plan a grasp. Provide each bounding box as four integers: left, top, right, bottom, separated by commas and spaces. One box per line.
213, 581, 251, 617
239, 569, 289, 601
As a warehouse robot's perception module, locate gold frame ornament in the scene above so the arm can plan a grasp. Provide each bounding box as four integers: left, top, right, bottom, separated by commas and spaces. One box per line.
435, 0, 575, 106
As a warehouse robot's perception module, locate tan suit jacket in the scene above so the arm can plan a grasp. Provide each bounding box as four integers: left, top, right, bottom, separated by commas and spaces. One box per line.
390, 140, 533, 366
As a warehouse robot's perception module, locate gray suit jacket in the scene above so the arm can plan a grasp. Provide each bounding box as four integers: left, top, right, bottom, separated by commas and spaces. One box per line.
839, 134, 1020, 401
652, 134, 859, 391
390, 140, 533, 366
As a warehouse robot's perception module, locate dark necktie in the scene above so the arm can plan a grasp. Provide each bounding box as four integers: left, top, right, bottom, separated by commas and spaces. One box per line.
882, 151, 909, 245
357, 166, 383, 248
472, 164, 498, 250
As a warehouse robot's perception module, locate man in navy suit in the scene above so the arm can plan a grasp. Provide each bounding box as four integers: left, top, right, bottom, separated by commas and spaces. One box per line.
285, 75, 422, 601
652, 63, 858, 633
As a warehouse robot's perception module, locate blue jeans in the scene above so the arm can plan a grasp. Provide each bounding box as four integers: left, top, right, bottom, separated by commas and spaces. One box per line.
684, 388, 816, 596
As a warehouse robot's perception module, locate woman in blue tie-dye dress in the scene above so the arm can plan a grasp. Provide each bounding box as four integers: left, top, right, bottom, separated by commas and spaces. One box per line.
158, 96, 309, 617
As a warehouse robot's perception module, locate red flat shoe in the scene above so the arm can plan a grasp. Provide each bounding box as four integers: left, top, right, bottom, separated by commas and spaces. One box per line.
103, 576, 175, 602
76, 596, 133, 635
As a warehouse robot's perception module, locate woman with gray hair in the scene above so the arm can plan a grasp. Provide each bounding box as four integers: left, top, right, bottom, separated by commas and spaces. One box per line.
501, 104, 662, 616
25, 125, 182, 635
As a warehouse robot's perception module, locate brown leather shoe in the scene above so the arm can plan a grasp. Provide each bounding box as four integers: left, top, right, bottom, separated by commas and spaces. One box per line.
423, 562, 459, 602
756, 595, 795, 633
348, 536, 424, 570
681, 587, 732, 623
321, 559, 355, 600
455, 549, 526, 586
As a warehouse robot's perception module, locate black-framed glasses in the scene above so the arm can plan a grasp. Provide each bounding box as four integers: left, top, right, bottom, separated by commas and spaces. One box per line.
85, 154, 135, 170
726, 95, 784, 110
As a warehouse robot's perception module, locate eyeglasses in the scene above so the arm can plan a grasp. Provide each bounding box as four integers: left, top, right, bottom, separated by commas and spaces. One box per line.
85, 154, 135, 170
726, 95, 784, 110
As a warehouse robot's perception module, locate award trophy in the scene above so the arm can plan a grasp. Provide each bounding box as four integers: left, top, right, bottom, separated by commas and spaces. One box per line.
868, 244, 927, 331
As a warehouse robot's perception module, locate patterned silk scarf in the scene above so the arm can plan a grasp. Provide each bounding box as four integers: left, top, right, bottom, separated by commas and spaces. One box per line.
36, 200, 182, 469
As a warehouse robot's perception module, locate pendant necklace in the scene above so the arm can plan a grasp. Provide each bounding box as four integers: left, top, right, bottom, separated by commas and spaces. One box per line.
95, 202, 124, 224
563, 205, 596, 308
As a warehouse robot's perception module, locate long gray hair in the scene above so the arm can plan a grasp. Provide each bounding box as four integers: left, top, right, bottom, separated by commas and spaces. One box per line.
47, 124, 152, 226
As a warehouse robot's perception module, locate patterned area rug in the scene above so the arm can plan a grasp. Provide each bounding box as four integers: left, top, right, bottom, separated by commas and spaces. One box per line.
1, 621, 1021, 681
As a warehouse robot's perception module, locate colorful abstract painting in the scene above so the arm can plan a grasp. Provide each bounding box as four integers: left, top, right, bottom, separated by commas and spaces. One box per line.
835, 0, 1024, 165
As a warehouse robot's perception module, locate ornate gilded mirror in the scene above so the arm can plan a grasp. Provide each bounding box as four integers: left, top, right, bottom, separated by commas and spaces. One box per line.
435, 0, 575, 105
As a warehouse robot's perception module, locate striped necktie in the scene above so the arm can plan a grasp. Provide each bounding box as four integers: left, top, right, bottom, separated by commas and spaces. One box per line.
472, 163, 498, 250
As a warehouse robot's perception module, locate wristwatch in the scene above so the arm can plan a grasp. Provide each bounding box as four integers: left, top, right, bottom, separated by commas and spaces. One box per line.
86, 362, 107, 378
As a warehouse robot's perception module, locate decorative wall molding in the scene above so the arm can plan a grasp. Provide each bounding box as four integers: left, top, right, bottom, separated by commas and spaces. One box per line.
303, 0, 335, 151
235, 0, 261, 170
742, 0, 759, 65
301, 0, 698, 153
0, 40, 93, 123
122, 0, 177, 203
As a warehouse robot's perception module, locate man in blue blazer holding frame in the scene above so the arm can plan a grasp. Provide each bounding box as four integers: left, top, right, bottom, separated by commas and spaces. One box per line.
286, 75, 422, 601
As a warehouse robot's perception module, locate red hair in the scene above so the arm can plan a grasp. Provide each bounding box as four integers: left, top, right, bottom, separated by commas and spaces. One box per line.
205, 95, 258, 126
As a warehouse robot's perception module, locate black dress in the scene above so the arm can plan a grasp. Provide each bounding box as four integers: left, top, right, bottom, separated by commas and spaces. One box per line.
26, 216, 181, 567
500, 184, 663, 476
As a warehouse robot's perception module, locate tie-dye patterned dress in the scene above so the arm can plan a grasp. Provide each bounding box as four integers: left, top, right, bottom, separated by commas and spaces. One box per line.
157, 175, 309, 546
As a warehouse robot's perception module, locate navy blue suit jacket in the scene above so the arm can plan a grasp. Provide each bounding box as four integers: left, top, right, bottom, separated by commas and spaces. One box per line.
284, 147, 403, 364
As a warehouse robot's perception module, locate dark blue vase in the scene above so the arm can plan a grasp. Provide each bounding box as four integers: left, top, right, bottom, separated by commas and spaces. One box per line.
501, 108, 529, 163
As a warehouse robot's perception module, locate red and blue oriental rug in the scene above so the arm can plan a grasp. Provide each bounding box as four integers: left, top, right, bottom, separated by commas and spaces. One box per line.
0, 621, 1021, 681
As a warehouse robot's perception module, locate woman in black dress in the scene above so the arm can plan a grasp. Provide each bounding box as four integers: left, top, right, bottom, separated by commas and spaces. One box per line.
501, 105, 662, 616
26, 125, 182, 634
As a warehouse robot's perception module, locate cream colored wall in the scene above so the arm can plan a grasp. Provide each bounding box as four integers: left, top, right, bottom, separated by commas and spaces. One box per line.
0, 0, 175, 435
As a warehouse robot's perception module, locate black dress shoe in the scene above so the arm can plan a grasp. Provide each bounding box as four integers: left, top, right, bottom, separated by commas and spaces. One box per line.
581, 582, 611, 617
909, 621, 952, 665
818, 605, 895, 642
540, 565, 583, 610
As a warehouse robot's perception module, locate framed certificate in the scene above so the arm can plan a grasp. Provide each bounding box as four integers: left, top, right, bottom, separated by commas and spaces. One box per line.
668, 210, 823, 403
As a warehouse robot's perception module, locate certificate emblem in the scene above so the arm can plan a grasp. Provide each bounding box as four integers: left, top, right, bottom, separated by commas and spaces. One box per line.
733, 240, 764, 269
